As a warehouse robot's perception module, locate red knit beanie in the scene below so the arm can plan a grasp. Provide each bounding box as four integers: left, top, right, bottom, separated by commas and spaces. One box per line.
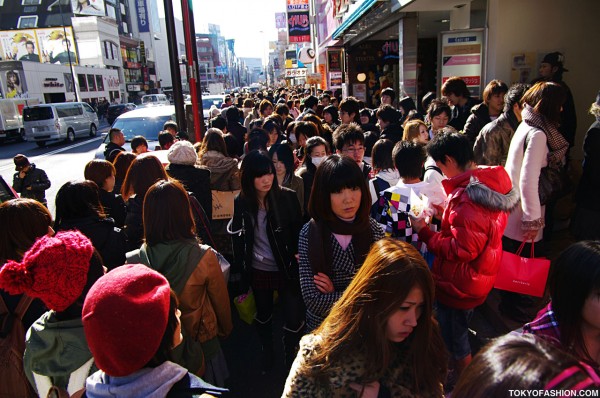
0, 230, 93, 312
82, 264, 171, 377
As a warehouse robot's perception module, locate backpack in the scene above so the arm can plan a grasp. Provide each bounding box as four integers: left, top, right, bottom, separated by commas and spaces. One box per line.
0, 294, 36, 398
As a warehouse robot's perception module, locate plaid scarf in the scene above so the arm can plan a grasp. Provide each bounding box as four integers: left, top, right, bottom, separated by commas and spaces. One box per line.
522, 302, 561, 342
522, 104, 568, 166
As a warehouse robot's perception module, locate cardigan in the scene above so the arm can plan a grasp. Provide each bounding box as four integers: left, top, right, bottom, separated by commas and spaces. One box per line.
298, 218, 384, 331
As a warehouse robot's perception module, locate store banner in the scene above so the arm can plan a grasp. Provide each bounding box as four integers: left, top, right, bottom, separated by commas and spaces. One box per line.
71, 0, 106, 16
0, 30, 40, 63
285, 68, 307, 78
136, 0, 150, 33
318, 64, 327, 89
0, 61, 29, 99
36, 27, 78, 65
286, 0, 309, 12
287, 11, 311, 43
275, 13, 287, 29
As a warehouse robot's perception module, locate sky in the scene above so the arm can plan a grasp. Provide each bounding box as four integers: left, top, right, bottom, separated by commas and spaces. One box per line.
164, 0, 285, 61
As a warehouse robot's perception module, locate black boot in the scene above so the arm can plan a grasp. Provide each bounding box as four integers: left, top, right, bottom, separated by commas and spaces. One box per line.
283, 322, 305, 369
255, 316, 274, 373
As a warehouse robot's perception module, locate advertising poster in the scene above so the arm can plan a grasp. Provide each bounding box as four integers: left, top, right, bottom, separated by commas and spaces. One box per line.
440, 30, 484, 98
329, 71, 342, 89
510, 52, 537, 84
352, 83, 366, 102
327, 49, 342, 72
0, 30, 40, 62
71, 0, 106, 16
36, 27, 78, 65
0, 61, 29, 99
287, 11, 311, 43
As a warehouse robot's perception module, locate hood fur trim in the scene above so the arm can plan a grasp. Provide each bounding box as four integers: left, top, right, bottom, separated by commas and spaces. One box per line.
465, 176, 519, 212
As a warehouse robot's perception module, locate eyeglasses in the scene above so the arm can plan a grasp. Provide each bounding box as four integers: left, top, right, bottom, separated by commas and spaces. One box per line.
342, 146, 365, 154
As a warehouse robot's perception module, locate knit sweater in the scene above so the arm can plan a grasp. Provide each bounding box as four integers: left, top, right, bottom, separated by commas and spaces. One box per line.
298, 218, 384, 331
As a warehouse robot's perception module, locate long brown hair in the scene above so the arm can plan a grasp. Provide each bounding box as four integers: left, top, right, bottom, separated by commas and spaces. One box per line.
304, 238, 447, 393
121, 155, 168, 200
521, 81, 566, 124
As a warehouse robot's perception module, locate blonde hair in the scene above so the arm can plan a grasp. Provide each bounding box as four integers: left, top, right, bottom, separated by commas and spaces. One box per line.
402, 119, 428, 141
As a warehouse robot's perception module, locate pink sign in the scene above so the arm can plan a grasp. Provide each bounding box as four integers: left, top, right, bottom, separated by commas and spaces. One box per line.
442, 55, 481, 66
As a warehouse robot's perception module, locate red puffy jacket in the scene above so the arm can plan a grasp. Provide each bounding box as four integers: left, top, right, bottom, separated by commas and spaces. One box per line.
418, 166, 518, 310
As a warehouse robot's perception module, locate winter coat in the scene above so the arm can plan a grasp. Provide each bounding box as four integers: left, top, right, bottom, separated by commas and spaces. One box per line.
463, 102, 492, 145
575, 121, 600, 211
98, 188, 127, 228
296, 164, 316, 218
84, 361, 228, 398
379, 123, 403, 144
123, 196, 144, 252
503, 122, 549, 242
55, 216, 126, 270
282, 334, 443, 398
448, 97, 480, 132
283, 175, 305, 218
166, 163, 212, 220
231, 188, 303, 281
198, 150, 240, 192
12, 164, 51, 205
418, 167, 518, 310
103, 142, 124, 163
24, 312, 97, 398
139, 240, 232, 343
473, 110, 520, 166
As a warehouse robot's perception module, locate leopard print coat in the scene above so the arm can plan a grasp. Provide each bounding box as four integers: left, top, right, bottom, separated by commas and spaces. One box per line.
282, 334, 444, 398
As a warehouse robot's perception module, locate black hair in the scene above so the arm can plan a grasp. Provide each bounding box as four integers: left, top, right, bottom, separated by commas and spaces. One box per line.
504, 84, 530, 113
393, 140, 426, 179
303, 95, 319, 109
381, 87, 396, 103
426, 131, 474, 170
108, 128, 122, 141
268, 143, 295, 185
131, 136, 148, 152
427, 98, 452, 120
163, 120, 178, 131
240, 150, 280, 220
210, 116, 227, 130
323, 105, 340, 124
332, 123, 365, 151
158, 131, 174, 148
376, 105, 401, 124
371, 139, 394, 171
55, 180, 105, 228
247, 128, 269, 152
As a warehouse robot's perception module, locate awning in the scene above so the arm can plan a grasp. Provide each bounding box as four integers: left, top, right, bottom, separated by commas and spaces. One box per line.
332, 0, 382, 40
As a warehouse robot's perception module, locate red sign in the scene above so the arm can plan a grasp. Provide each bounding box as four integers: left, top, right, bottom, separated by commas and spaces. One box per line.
442, 75, 480, 86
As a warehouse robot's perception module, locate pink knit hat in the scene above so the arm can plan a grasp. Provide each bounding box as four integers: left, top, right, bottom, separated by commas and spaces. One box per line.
0, 230, 94, 312
82, 264, 171, 376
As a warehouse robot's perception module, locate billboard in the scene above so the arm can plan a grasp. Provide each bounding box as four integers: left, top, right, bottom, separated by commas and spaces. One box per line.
0, 30, 40, 63
36, 27, 78, 65
287, 0, 310, 43
136, 0, 150, 33
0, 61, 29, 99
71, 0, 106, 16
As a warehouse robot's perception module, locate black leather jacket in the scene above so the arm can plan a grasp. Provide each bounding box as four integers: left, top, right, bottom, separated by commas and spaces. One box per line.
231, 188, 303, 281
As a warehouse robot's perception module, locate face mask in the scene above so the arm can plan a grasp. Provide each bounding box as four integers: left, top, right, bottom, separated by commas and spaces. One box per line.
311, 156, 325, 167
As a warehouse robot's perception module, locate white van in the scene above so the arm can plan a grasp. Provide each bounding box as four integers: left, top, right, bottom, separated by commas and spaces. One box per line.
141, 94, 170, 106
23, 102, 99, 147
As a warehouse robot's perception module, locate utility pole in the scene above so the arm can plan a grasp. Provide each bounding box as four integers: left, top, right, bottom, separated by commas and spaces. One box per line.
162, 0, 185, 133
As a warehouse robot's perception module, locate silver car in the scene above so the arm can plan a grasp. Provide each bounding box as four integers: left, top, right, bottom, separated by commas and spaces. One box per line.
23, 102, 99, 147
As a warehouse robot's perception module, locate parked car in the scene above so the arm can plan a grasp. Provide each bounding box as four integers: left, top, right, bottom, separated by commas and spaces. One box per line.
107, 103, 136, 125
141, 94, 170, 106
23, 102, 99, 147
95, 105, 176, 159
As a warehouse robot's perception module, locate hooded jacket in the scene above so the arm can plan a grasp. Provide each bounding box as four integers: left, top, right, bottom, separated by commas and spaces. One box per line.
139, 240, 232, 344
198, 150, 240, 192
24, 312, 97, 397
418, 167, 518, 310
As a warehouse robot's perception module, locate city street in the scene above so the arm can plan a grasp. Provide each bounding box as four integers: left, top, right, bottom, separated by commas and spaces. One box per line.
0, 121, 109, 217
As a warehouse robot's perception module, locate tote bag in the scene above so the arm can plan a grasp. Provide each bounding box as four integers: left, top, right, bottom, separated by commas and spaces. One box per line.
212, 190, 240, 220
494, 241, 550, 297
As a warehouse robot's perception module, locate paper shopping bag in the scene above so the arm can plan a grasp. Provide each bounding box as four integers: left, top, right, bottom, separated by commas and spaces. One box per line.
494, 242, 550, 297
212, 190, 240, 220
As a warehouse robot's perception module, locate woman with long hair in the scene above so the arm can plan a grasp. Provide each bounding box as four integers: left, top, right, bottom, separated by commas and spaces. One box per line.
121, 155, 168, 251
523, 240, 600, 367
230, 150, 304, 371
284, 239, 447, 397
111, 151, 136, 196
139, 179, 232, 385
500, 81, 568, 322
298, 155, 384, 332
54, 180, 126, 270
269, 143, 304, 214
84, 159, 126, 227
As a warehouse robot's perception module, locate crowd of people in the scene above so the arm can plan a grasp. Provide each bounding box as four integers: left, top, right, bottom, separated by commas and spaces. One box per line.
2, 50, 600, 397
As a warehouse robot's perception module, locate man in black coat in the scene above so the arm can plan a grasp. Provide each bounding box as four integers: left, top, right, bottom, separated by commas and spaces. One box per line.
12, 154, 51, 206
104, 128, 125, 162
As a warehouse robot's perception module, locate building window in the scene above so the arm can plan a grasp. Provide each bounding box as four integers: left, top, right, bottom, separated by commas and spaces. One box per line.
122, 22, 128, 33
21, 0, 41, 5
17, 16, 38, 28
96, 75, 104, 91
87, 75, 96, 91
104, 41, 109, 59
106, 4, 116, 19
78, 74, 88, 92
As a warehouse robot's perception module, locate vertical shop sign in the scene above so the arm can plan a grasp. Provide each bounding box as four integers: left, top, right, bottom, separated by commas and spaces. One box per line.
327, 49, 342, 72
287, 0, 311, 43
440, 29, 484, 98
136, 0, 150, 33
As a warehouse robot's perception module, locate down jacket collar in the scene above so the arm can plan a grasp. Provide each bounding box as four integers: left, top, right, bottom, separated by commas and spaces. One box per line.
442, 166, 519, 212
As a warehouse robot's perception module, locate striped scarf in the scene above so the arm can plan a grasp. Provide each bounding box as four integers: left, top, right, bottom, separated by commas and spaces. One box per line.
522, 104, 568, 166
